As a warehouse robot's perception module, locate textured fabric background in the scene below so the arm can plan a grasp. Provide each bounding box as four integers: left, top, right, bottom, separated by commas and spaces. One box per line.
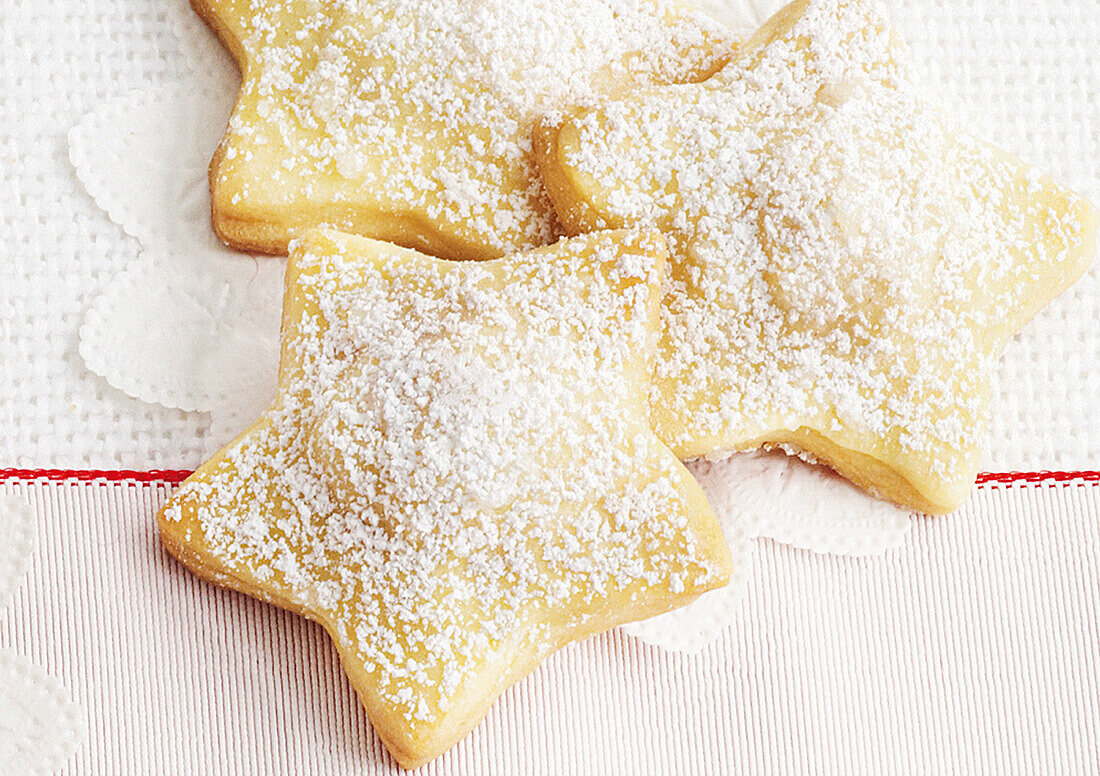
0, 477, 1096, 774
0, 0, 1097, 469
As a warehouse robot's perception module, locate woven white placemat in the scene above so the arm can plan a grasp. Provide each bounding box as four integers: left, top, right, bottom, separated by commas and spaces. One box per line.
0, 1, 206, 468
0, 0, 1097, 470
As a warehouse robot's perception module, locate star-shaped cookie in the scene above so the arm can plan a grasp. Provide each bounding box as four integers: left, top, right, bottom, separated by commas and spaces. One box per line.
157, 228, 731, 767
534, 0, 1099, 513
195, 0, 735, 259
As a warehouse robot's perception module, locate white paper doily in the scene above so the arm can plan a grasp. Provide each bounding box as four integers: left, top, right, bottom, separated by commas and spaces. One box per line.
622, 451, 912, 652
0, 0, 1092, 470
0, 494, 84, 776
70, 83, 285, 452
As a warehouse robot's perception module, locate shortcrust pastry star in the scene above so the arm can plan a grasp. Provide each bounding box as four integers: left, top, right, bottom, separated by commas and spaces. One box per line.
158, 228, 731, 768
534, 0, 1098, 513
196, 0, 734, 258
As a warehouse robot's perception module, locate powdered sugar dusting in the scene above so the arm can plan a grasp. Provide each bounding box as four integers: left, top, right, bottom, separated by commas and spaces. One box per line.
550, 0, 1096, 507
214, 0, 735, 255
162, 229, 726, 739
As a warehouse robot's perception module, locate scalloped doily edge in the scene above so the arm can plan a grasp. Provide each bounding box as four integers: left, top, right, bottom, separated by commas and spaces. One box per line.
0, 650, 86, 776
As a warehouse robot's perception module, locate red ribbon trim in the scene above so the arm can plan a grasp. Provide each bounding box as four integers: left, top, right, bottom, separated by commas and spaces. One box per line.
974, 471, 1100, 485
1, 468, 1099, 487
0, 469, 193, 484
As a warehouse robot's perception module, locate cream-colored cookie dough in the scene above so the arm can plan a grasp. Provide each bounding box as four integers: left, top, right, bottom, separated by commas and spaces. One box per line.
534, 0, 1098, 514
195, 0, 734, 258
158, 228, 731, 768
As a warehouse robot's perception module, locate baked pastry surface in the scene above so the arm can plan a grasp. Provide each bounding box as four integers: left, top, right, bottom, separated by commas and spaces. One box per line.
195, 0, 735, 258
534, 0, 1098, 514
158, 228, 732, 767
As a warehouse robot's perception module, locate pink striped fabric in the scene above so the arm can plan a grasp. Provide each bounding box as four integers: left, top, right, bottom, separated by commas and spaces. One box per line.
1, 479, 1097, 774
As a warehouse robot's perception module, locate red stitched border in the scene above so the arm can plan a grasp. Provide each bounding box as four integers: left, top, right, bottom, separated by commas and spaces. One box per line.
0, 469, 193, 484
1, 468, 1098, 486
974, 471, 1100, 485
